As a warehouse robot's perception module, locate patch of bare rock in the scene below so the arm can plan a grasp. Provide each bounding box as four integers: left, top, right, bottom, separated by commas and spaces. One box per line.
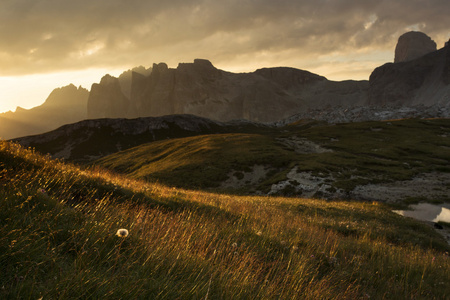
268, 167, 339, 198
276, 136, 333, 154
351, 173, 450, 203
265, 170, 450, 203
221, 165, 272, 191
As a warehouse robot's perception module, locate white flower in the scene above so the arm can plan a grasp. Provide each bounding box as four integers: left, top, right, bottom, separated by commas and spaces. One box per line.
116, 229, 129, 238
232, 242, 238, 248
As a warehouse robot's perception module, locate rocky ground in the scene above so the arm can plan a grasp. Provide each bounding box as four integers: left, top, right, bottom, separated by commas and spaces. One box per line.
220, 136, 450, 204
275, 103, 450, 126
223, 167, 450, 204
351, 172, 450, 203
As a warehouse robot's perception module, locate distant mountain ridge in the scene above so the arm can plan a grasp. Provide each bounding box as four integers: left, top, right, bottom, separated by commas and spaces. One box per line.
2, 31, 449, 140
87, 58, 368, 123
0, 85, 89, 140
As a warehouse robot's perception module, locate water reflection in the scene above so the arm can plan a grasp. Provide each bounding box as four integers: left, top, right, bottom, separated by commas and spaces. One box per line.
393, 203, 450, 223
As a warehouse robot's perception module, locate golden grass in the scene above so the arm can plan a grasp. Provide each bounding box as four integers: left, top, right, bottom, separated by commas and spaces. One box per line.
1, 140, 449, 299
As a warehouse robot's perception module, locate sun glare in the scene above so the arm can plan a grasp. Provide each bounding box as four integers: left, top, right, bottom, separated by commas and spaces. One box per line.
0, 68, 124, 114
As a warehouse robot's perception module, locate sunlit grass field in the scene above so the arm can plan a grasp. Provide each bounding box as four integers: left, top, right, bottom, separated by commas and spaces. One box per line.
1, 140, 449, 299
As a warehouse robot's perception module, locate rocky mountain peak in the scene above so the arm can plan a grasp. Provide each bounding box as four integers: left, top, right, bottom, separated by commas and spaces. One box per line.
99, 74, 119, 86
152, 62, 169, 74
0, 84, 89, 139
254, 67, 326, 90
192, 58, 216, 70
42, 84, 89, 108
394, 31, 437, 63
88, 75, 128, 119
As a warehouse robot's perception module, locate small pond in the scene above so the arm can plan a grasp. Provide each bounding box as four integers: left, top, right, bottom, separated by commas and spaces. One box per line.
393, 203, 450, 223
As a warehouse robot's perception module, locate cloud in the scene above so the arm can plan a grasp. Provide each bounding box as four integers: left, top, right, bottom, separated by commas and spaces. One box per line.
0, 0, 449, 78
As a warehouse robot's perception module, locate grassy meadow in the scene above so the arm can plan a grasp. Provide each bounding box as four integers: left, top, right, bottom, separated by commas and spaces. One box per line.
1, 140, 449, 299
94, 118, 450, 199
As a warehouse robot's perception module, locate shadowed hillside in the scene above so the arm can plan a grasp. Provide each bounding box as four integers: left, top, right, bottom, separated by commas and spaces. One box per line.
13, 114, 269, 164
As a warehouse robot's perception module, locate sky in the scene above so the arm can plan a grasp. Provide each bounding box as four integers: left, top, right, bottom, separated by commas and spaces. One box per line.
1, 0, 449, 113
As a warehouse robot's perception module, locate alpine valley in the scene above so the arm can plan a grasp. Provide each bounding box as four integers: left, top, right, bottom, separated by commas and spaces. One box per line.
1, 31, 450, 299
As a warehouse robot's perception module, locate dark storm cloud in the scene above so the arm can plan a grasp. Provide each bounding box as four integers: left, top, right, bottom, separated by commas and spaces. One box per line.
0, 0, 448, 76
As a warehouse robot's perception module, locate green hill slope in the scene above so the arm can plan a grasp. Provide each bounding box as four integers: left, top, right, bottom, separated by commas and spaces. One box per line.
94, 118, 450, 202
1, 140, 449, 299
94, 133, 297, 191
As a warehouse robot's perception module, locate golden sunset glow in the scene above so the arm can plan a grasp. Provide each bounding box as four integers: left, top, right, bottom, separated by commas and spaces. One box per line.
0, 0, 449, 113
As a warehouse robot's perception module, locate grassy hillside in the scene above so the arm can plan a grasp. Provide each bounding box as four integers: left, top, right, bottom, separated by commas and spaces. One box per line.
94, 133, 297, 191
1, 140, 449, 299
94, 118, 450, 201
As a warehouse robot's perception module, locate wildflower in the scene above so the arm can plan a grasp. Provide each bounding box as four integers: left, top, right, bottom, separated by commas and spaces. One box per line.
292, 245, 299, 251
232, 242, 238, 248
256, 231, 263, 236
37, 188, 48, 197
116, 229, 129, 238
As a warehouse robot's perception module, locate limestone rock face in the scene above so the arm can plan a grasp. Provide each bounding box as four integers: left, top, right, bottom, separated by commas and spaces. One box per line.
394, 31, 437, 63
117, 66, 152, 99
88, 75, 129, 119
369, 42, 449, 106
86, 59, 368, 123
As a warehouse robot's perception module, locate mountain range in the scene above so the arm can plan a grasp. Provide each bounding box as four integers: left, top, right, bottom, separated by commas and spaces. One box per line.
0, 85, 88, 140
1, 31, 449, 140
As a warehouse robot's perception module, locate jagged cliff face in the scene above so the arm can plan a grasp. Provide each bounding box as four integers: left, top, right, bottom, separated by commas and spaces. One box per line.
88, 75, 129, 119
0, 84, 89, 140
394, 31, 437, 63
87, 59, 369, 123
86, 32, 450, 125
4, 32, 449, 141
369, 43, 450, 107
